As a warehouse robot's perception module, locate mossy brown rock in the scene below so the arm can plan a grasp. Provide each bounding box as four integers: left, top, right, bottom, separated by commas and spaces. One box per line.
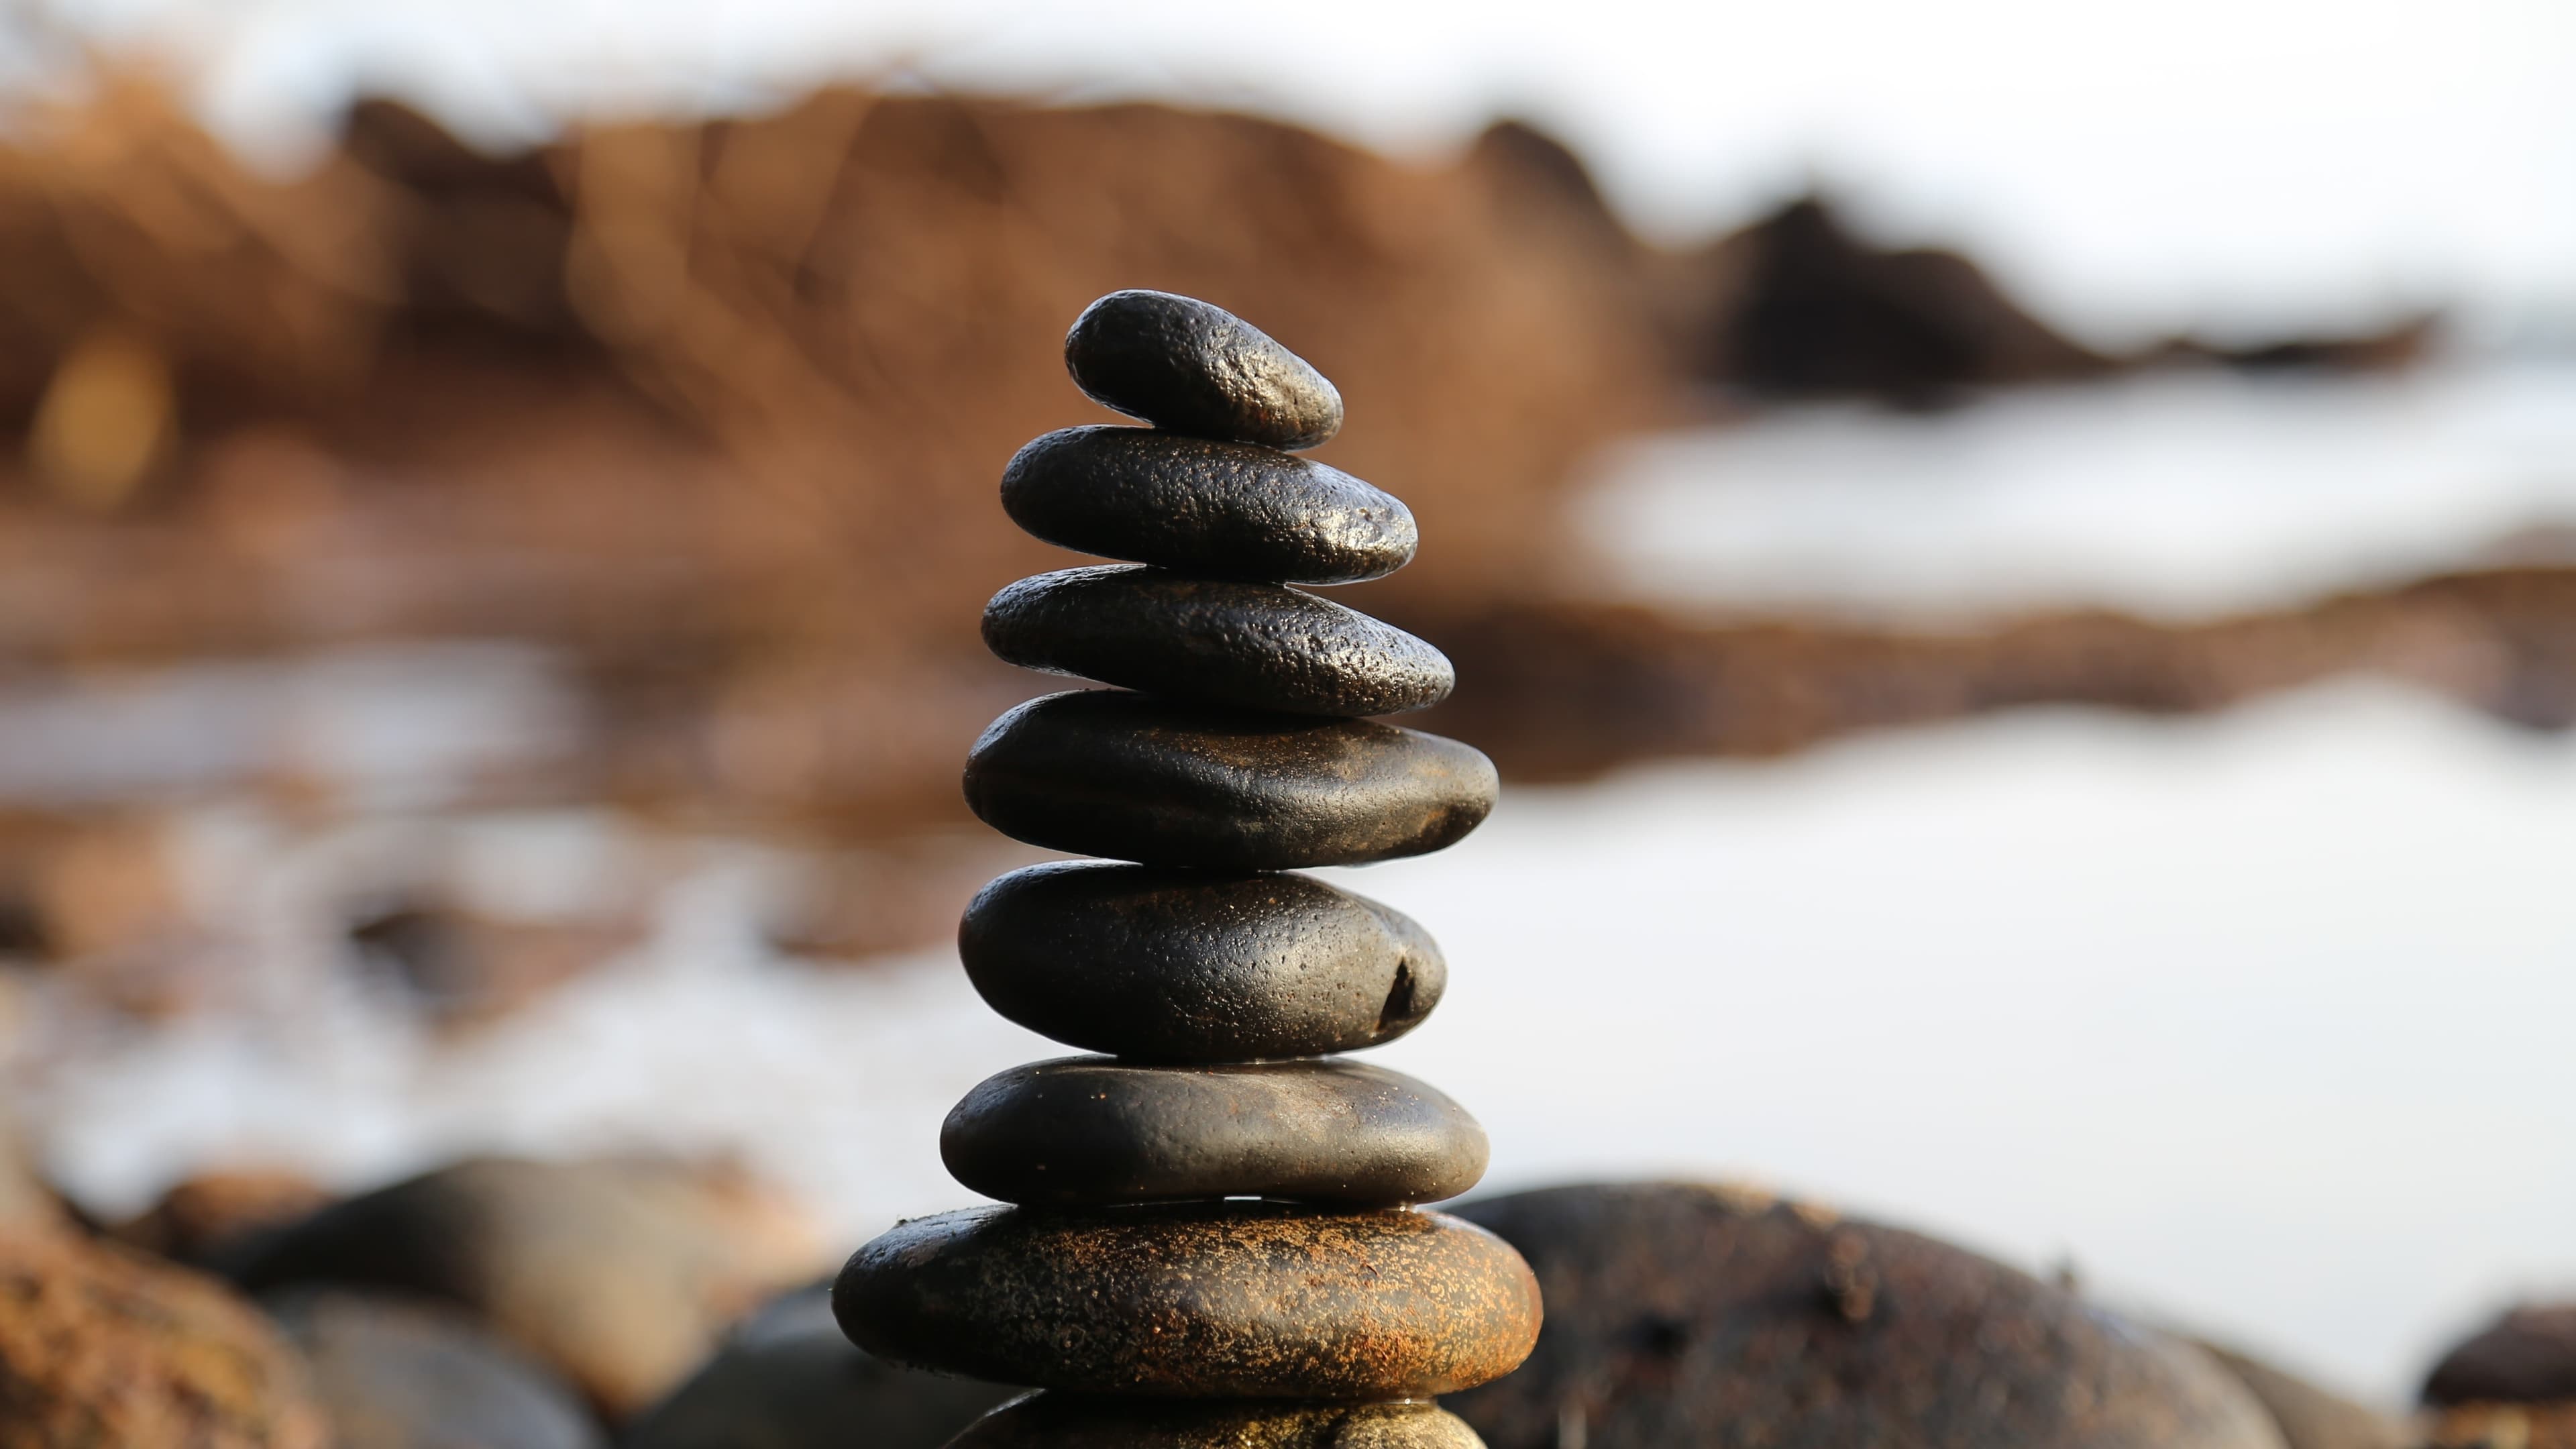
1065, 290, 1344, 451
230, 1157, 828, 1419
1002, 428, 1415, 584
1444, 1183, 2284, 1449
942, 1057, 1488, 1208
964, 690, 1496, 869
951, 1392, 1487, 1449
0, 1230, 327, 1448
833, 1202, 1540, 1399
960, 863, 1444, 1061
983, 566, 1453, 716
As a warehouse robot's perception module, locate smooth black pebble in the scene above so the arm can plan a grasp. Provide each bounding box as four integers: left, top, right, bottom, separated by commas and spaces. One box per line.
983, 566, 1452, 716
960, 862, 1444, 1063
1065, 290, 1343, 450
1001, 427, 1413, 584
962, 690, 1496, 869
943, 1057, 1488, 1208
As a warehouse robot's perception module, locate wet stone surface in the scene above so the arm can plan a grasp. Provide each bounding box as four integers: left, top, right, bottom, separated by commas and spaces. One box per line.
1446, 1183, 2283, 1449
983, 566, 1452, 716
951, 1393, 1488, 1449
1064, 290, 1344, 451
963, 691, 1497, 869
960, 862, 1444, 1063
833, 1202, 1540, 1399
1002, 427, 1414, 584
943, 1057, 1488, 1208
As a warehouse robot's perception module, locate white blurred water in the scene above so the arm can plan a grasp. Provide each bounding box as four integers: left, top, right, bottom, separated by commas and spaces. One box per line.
12, 680, 2574, 1404
1580, 359, 2576, 621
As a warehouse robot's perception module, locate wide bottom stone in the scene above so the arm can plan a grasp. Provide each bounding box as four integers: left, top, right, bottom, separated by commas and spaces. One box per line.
833, 1203, 1540, 1399
951, 1393, 1487, 1449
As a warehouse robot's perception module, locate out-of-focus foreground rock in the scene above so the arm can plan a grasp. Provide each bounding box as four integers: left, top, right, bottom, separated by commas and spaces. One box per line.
229, 1156, 830, 1418
1447, 1181, 2286, 1449
0, 1228, 329, 1448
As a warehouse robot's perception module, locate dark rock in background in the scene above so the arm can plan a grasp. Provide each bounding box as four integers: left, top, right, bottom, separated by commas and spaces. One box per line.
622, 1285, 1013, 1449
2426, 1305, 2576, 1406
229, 1156, 827, 1419
0, 1230, 328, 1448
267, 1289, 604, 1449
1446, 1181, 2285, 1449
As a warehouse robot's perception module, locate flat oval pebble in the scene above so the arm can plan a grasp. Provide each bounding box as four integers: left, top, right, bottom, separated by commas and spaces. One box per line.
1002, 427, 1414, 584
983, 566, 1453, 716
960, 862, 1444, 1062
833, 1203, 1540, 1399
951, 1393, 1487, 1449
1065, 290, 1344, 450
963, 691, 1497, 869
943, 1057, 1488, 1208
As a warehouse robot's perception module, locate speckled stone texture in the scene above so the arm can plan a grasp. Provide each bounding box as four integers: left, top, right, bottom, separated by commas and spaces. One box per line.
833, 1203, 1540, 1399
1065, 290, 1344, 450
984, 566, 1452, 716
950, 1393, 1489, 1449
1001, 427, 1413, 584
964, 690, 1497, 869
943, 1057, 1487, 1208
1444, 1183, 2286, 1449
0, 1230, 327, 1449
959, 863, 1444, 1062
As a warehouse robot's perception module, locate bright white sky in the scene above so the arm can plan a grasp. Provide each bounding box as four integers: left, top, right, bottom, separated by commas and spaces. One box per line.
40, 0, 2576, 347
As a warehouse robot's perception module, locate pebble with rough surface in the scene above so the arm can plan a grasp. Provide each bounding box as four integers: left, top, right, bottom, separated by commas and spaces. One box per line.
949, 1393, 1487, 1449
833, 1202, 1540, 1399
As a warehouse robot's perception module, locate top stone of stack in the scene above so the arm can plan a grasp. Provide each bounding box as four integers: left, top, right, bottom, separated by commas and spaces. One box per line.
1066, 290, 1345, 451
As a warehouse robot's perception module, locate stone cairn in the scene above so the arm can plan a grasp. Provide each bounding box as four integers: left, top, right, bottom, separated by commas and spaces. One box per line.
833, 290, 1542, 1448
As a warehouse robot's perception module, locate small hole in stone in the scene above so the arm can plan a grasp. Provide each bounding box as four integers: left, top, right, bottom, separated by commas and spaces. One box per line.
1377, 961, 1415, 1036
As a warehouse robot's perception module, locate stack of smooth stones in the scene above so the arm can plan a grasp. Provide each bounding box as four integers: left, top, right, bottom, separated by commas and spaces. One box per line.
833, 290, 1541, 1448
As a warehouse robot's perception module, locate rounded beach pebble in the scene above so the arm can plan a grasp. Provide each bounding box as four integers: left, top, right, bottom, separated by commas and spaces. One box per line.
983, 566, 1453, 716
1002, 428, 1413, 584
1065, 290, 1343, 449
959, 862, 1444, 1062
833, 1202, 1540, 1399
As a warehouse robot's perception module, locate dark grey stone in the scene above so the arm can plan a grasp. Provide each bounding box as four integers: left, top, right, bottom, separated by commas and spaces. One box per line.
949, 1393, 1488, 1449
264, 1289, 603, 1449
2424, 1304, 2576, 1405
963, 691, 1496, 869
1064, 290, 1343, 450
623, 1287, 1012, 1449
959, 862, 1444, 1063
833, 1202, 1541, 1399
1000, 427, 1413, 584
942, 1057, 1487, 1208
1444, 1183, 2284, 1449
983, 566, 1452, 716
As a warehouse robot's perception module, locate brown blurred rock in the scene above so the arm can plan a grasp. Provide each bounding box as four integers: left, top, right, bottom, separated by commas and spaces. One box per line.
622, 1285, 1012, 1449
0, 1124, 64, 1236
2192, 1340, 2406, 1449
0, 1228, 328, 1448
230, 1156, 829, 1419
266, 1289, 604, 1449
113, 1169, 336, 1271
1445, 1181, 2284, 1449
